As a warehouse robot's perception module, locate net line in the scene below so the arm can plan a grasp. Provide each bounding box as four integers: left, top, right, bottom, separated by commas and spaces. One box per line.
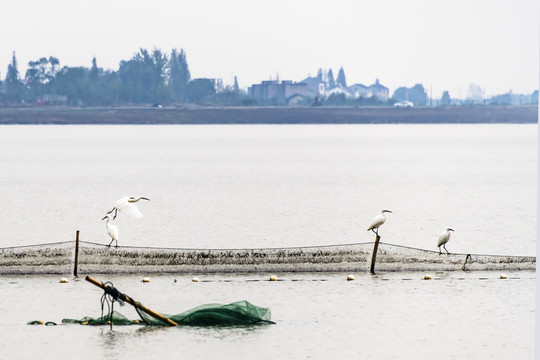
0, 240, 535, 274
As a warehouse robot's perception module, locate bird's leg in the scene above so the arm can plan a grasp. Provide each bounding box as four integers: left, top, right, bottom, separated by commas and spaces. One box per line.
444, 244, 450, 255
438, 247, 442, 255
115, 240, 118, 248
107, 238, 114, 248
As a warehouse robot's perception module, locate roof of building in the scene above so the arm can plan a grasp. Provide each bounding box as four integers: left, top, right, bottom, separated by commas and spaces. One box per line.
369, 79, 388, 91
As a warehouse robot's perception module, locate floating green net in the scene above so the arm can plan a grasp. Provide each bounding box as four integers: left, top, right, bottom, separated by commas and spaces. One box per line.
61, 300, 274, 326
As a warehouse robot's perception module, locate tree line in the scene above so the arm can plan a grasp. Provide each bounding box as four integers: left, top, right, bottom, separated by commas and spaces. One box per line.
0, 48, 245, 106
0, 49, 537, 107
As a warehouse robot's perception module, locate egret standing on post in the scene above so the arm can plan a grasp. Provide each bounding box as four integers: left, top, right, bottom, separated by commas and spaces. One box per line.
102, 211, 119, 248
437, 228, 454, 254
367, 210, 392, 235
109, 196, 150, 219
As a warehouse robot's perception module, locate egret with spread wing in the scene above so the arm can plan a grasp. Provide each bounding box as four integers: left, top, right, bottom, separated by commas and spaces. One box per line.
109, 196, 150, 219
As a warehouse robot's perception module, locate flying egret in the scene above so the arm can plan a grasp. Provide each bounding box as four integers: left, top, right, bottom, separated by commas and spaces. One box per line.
367, 210, 392, 235
102, 211, 119, 248
109, 196, 150, 219
437, 228, 454, 255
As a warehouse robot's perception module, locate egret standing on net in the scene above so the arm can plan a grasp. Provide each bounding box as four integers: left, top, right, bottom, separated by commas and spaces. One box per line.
109, 196, 150, 219
437, 228, 454, 255
102, 211, 119, 248
367, 210, 392, 235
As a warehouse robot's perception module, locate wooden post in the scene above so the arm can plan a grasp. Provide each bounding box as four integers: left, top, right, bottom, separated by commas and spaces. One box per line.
74, 230, 80, 277
370, 234, 381, 274
85, 276, 178, 326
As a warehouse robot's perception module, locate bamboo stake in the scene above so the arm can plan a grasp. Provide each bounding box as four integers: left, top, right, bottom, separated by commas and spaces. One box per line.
73, 230, 80, 277
85, 276, 178, 326
370, 234, 381, 274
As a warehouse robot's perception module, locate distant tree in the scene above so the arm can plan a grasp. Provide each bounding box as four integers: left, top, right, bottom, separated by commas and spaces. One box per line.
409, 84, 427, 106
488, 92, 512, 106
47, 57, 60, 81
118, 48, 169, 103
186, 78, 216, 103
336, 67, 347, 88
87, 57, 102, 105
53, 66, 89, 105
25, 57, 60, 101
169, 48, 190, 101
89, 57, 99, 83
100, 70, 122, 105
466, 83, 484, 105
214, 87, 243, 106
325, 93, 347, 106
440, 91, 451, 106
365, 95, 383, 106
391, 87, 409, 102
151, 48, 169, 102
26, 58, 48, 83
531, 90, 538, 104
5, 51, 24, 103
327, 69, 335, 89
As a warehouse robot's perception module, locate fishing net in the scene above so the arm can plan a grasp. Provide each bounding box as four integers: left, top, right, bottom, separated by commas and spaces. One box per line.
0, 242, 74, 274
61, 300, 274, 326
1, 240, 535, 274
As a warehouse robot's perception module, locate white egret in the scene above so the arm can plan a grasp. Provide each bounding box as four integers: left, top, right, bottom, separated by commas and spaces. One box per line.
367, 210, 392, 235
102, 212, 119, 248
109, 196, 150, 219
437, 228, 454, 255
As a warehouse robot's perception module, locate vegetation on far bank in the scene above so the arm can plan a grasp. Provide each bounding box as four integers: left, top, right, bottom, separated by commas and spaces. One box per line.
1, 48, 538, 108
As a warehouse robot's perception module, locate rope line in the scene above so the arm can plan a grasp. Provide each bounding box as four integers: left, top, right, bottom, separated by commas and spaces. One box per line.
79, 240, 375, 251
0, 241, 74, 250
0, 240, 535, 259
379, 241, 535, 259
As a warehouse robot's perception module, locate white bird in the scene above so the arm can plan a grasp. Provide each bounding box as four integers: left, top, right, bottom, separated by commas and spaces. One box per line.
367, 209, 392, 235
109, 196, 150, 219
102, 211, 119, 248
437, 228, 454, 254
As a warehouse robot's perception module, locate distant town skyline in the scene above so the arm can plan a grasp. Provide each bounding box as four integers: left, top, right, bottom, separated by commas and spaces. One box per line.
1, 0, 538, 99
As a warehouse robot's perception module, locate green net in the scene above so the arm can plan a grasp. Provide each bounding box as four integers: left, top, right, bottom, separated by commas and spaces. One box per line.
61, 300, 274, 326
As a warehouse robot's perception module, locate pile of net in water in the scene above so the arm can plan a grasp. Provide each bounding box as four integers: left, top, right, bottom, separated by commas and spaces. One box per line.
61, 300, 274, 326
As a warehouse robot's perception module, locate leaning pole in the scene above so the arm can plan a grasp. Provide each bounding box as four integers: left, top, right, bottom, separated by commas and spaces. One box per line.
370, 234, 381, 274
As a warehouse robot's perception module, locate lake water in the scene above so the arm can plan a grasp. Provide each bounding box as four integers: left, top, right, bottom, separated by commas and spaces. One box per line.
0, 124, 536, 359
0, 124, 536, 254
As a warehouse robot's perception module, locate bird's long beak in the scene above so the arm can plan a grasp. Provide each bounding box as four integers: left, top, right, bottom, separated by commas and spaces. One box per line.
101, 216, 107, 220
141, 197, 150, 201
449, 228, 454, 232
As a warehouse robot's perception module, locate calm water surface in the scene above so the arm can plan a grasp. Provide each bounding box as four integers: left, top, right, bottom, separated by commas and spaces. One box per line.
0, 272, 535, 360
0, 124, 536, 359
0, 124, 536, 255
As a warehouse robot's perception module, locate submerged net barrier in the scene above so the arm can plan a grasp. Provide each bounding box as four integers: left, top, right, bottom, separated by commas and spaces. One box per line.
0, 240, 535, 274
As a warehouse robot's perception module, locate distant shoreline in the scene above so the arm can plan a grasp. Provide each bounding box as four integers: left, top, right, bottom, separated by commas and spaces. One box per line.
0, 105, 536, 124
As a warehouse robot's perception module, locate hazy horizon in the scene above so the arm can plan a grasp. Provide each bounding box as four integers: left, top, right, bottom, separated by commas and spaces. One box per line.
1, 0, 538, 98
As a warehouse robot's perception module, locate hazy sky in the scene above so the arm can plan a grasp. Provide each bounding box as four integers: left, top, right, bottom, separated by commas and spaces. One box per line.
1, 0, 538, 98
